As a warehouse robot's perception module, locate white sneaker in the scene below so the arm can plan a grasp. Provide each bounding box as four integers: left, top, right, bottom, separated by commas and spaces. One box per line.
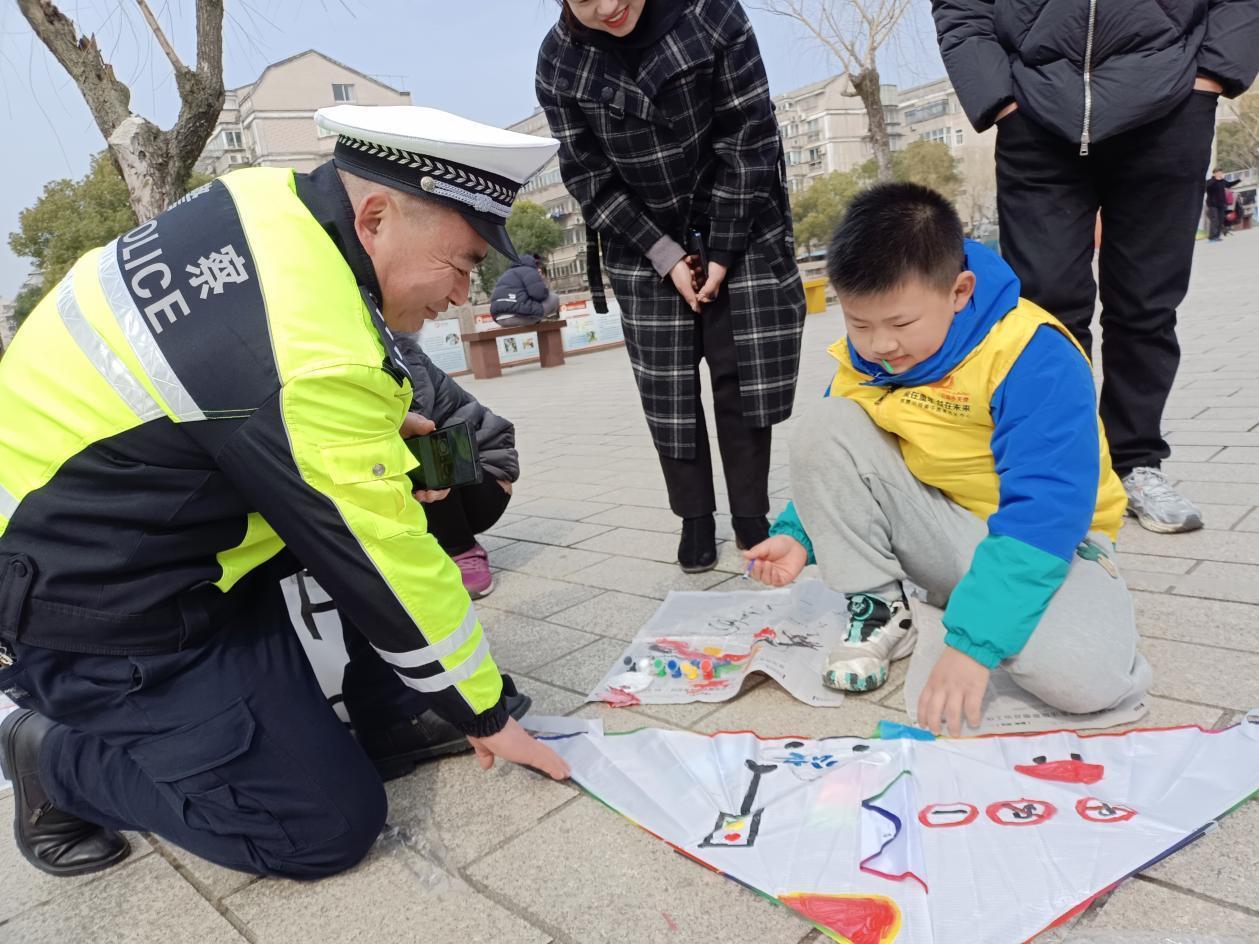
823, 593, 916, 693
1123, 467, 1203, 534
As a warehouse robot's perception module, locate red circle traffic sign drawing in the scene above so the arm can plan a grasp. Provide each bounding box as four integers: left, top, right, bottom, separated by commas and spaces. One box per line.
918, 803, 979, 828
1076, 797, 1137, 823
986, 799, 1057, 826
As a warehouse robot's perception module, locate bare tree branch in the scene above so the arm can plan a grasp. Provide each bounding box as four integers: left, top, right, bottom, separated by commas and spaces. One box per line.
134, 0, 187, 77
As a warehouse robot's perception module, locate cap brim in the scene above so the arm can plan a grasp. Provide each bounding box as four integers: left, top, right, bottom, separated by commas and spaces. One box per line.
465, 214, 520, 265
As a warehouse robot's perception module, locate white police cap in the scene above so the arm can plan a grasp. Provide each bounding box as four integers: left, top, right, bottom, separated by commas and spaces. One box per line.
315, 104, 559, 262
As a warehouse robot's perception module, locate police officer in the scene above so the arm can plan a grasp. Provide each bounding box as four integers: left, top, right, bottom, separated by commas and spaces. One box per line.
0, 105, 570, 879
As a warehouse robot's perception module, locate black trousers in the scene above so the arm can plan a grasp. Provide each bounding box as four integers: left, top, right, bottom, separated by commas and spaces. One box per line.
658, 288, 772, 519
2, 579, 386, 878
995, 91, 1218, 475
420, 477, 512, 557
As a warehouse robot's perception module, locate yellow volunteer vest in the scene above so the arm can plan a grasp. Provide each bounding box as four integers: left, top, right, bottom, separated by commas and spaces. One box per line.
827, 300, 1127, 539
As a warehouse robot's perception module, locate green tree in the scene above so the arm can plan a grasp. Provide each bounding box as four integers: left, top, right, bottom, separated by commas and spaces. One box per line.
9, 153, 211, 303
11, 284, 44, 325
853, 140, 962, 201
791, 170, 861, 255
475, 199, 564, 299
1216, 95, 1259, 171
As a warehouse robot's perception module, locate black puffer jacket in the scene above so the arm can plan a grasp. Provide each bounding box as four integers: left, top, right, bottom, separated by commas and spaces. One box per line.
393, 334, 519, 482
489, 257, 550, 320
933, 0, 1259, 147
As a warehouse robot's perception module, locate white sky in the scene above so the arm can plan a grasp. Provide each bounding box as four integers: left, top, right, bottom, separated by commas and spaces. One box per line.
0, 0, 946, 297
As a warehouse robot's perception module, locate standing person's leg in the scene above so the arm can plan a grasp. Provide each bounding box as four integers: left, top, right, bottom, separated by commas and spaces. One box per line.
1207, 206, 1222, 240
659, 310, 719, 572
702, 287, 772, 548
1092, 91, 1215, 531
995, 110, 1101, 354
3, 579, 386, 878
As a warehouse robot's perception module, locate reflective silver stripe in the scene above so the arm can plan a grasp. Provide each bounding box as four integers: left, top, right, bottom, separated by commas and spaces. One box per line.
0, 483, 17, 521
56, 275, 165, 423
395, 635, 492, 694
372, 605, 480, 670
98, 246, 205, 421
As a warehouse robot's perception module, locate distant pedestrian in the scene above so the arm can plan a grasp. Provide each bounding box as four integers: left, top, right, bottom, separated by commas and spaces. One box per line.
490, 253, 562, 327
1205, 169, 1229, 241
933, 0, 1259, 533
537, 0, 805, 573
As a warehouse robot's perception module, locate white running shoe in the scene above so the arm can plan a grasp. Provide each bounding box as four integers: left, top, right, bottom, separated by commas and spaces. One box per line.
1123, 467, 1203, 534
823, 593, 916, 693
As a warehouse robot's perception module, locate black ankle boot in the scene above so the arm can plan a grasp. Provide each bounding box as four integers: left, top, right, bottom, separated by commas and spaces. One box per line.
678, 515, 717, 573
0, 709, 131, 876
732, 515, 770, 551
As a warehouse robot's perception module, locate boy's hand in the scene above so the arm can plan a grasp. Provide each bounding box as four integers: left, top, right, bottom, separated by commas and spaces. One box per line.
468, 716, 571, 781
916, 647, 990, 737
742, 535, 808, 587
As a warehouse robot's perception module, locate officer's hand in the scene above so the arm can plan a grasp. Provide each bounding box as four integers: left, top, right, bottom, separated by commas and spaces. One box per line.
400, 411, 436, 439
467, 716, 571, 780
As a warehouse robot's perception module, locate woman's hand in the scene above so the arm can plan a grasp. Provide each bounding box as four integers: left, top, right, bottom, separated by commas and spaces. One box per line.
468, 716, 571, 780
742, 535, 808, 587
669, 258, 702, 313
400, 411, 436, 439
498, 479, 513, 495
697, 261, 728, 304
412, 488, 450, 504
994, 101, 1019, 123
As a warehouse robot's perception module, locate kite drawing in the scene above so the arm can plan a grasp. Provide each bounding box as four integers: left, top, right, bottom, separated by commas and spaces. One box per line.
588, 580, 849, 708
544, 710, 1259, 944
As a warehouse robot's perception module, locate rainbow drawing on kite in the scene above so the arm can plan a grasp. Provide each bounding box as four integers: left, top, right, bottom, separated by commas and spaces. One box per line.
544, 710, 1259, 944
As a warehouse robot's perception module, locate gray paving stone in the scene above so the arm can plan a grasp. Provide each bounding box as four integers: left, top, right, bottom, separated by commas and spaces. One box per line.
1169, 561, 1259, 605
547, 590, 663, 641
1072, 876, 1259, 940
1216, 446, 1259, 463
1235, 508, 1259, 531
1172, 480, 1259, 506
478, 605, 602, 675
512, 478, 619, 501
149, 839, 257, 903
1131, 590, 1259, 652
525, 635, 633, 695
0, 796, 153, 922
474, 570, 602, 619
490, 540, 611, 578
507, 496, 618, 521
590, 485, 673, 508
3, 854, 244, 944
383, 753, 575, 868
1165, 445, 1226, 462
564, 555, 730, 598
487, 514, 614, 547
465, 796, 812, 944
1195, 502, 1253, 530
574, 526, 683, 563
1161, 460, 1259, 484
1115, 525, 1259, 563
225, 847, 549, 944
583, 504, 683, 533
1115, 552, 1197, 575
1166, 433, 1259, 448
477, 534, 517, 552
1142, 799, 1259, 911
1142, 637, 1259, 710
515, 673, 591, 716
1120, 571, 1176, 593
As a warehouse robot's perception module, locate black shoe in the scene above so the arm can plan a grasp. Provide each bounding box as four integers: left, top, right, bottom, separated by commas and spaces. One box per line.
678, 515, 717, 574
358, 675, 533, 782
0, 709, 131, 877
732, 515, 770, 551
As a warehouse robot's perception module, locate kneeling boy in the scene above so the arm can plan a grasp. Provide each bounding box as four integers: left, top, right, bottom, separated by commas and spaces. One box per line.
746, 184, 1151, 736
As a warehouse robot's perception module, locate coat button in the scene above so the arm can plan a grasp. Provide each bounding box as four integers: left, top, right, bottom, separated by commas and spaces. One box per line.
11, 560, 27, 577
556, 77, 570, 91
600, 87, 614, 102
372, 464, 386, 477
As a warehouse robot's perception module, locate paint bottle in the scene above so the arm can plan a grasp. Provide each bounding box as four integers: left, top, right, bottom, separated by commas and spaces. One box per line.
653, 658, 666, 676
701, 658, 714, 680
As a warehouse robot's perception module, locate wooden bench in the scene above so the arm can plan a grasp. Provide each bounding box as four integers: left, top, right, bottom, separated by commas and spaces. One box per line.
466, 320, 568, 380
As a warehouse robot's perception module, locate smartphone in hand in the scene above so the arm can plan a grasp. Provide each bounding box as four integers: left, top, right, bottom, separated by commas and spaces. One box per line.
405, 420, 483, 491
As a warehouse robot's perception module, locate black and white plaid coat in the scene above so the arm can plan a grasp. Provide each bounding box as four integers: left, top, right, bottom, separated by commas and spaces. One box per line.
536, 0, 805, 459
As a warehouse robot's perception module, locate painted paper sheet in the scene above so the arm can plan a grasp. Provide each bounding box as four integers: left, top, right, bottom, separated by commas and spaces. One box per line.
903, 598, 1150, 734
546, 712, 1259, 944
587, 580, 846, 708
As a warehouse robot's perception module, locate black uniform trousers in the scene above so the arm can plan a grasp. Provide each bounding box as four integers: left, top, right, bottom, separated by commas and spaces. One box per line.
995, 91, 1218, 475
658, 286, 773, 519
0, 578, 386, 878
420, 477, 512, 558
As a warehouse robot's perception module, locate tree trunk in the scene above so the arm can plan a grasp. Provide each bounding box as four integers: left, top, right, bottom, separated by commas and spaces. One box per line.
852, 66, 894, 183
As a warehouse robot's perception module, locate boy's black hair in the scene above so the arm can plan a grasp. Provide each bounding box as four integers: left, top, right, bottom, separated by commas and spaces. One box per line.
826, 182, 965, 295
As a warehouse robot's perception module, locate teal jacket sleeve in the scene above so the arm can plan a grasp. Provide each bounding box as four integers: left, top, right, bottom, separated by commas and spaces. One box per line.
769, 500, 816, 565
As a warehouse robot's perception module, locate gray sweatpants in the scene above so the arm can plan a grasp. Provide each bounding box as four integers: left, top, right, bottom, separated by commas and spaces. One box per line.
789, 396, 1152, 715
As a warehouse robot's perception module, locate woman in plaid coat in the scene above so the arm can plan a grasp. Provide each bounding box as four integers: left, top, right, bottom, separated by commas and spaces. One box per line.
537, 0, 806, 573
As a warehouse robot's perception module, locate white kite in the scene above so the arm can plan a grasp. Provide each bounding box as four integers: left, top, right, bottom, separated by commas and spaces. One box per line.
545, 713, 1259, 943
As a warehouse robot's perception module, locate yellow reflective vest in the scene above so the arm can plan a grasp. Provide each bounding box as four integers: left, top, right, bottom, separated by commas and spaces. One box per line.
0, 167, 505, 734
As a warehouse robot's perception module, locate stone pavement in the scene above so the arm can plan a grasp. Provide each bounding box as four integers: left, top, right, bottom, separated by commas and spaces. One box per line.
2, 230, 1257, 943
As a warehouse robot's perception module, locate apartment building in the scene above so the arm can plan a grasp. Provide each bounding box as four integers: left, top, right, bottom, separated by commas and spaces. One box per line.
774, 75, 904, 192
507, 109, 590, 295
196, 50, 411, 177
